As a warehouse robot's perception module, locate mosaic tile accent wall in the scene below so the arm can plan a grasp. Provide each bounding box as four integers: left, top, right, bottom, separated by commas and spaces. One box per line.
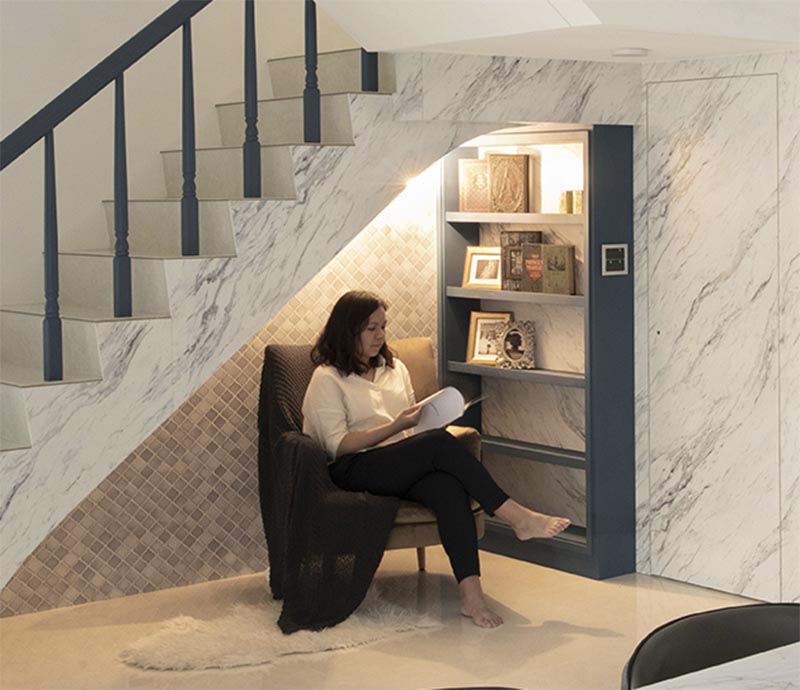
0, 178, 439, 617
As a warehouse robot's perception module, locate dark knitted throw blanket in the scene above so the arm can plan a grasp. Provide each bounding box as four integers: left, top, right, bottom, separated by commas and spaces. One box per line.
257, 344, 400, 634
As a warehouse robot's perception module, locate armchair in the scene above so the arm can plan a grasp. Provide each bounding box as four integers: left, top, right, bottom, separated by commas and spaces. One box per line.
257, 336, 484, 632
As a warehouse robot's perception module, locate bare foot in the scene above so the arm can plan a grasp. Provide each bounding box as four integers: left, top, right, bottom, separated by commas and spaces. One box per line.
513, 511, 571, 540
459, 576, 503, 628
460, 594, 504, 628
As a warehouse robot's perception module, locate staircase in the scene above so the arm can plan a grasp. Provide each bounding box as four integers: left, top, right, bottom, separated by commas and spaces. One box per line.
0, 46, 497, 589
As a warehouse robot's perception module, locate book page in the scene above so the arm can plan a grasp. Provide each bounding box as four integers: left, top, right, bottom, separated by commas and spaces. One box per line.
413, 387, 466, 434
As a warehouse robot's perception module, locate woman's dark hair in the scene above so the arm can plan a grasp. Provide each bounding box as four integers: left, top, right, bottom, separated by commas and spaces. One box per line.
311, 291, 395, 375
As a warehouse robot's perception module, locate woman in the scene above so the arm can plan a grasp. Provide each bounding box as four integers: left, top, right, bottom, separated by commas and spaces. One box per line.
302, 291, 570, 628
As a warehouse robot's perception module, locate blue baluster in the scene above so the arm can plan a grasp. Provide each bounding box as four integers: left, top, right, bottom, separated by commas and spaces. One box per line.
43, 131, 63, 381
303, 0, 321, 143
181, 20, 199, 256
114, 74, 132, 317
361, 49, 378, 92
243, 0, 262, 198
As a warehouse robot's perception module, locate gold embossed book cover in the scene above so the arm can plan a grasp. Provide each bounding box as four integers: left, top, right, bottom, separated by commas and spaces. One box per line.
458, 159, 490, 213
488, 154, 529, 213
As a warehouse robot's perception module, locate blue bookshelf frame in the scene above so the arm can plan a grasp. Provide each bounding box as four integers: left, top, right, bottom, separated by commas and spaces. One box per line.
437, 125, 635, 579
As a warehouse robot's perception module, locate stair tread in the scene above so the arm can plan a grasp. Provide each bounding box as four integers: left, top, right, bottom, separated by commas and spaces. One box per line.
1, 303, 171, 322
56, 248, 236, 260
0, 361, 102, 388
216, 90, 393, 107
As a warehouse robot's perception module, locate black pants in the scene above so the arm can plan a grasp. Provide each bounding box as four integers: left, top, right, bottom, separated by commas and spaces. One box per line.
329, 428, 509, 582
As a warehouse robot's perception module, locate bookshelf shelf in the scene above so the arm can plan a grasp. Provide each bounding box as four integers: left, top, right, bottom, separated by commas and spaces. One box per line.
481, 436, 586, 470
447, 361, 585, 387
446, 211, 585, 225
446, 286, 584, 306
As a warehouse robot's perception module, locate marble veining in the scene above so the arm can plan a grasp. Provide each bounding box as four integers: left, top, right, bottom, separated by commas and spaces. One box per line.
646, 72, 781, 600
775, 52, 800, 603
419, 54, 640, 126
482, 379, 585, 452
0, 85, 501, 587
483, 450, 586, 527
391, 53, 424, 121
4, 45, 796, 604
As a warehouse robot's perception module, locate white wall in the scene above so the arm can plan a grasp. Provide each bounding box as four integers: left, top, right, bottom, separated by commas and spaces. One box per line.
634, 52, 799, 602
0, 0, 357, 306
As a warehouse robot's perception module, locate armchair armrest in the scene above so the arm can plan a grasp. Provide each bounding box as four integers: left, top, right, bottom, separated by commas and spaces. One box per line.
446, 424, 481, 460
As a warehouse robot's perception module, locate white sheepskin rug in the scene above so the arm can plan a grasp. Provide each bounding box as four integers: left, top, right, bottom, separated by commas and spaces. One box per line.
119, 581, 440, 671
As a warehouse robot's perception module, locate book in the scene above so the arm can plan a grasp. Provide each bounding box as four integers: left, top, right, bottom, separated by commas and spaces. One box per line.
412, 387, 485, 435
458, 159, 491, 213
501, 231, 543, 290
520, 243, 544, 292
488, 153, 529, 213
543, 244, 575, 294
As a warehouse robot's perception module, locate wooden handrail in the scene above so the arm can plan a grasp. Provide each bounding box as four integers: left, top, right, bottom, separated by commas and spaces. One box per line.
0, 0, 212, 170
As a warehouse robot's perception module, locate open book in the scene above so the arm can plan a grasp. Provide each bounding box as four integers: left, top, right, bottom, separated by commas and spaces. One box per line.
412, 387, 486, 434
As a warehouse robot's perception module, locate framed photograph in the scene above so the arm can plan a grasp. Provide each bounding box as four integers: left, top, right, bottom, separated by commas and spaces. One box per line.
466, 311, 512, 365
462, 246, 501, 290
496, 320, 536, 369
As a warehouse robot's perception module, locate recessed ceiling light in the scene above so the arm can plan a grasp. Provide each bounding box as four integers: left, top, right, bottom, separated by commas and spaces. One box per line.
612, 47, 649, 58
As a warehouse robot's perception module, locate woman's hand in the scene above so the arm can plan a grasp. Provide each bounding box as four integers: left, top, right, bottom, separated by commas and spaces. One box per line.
335, 405, 421, 458
394, 404, 422, 431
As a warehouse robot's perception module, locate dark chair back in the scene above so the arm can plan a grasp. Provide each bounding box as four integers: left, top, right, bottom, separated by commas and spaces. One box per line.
622, 602, 800, 689
259, 344, 314, 454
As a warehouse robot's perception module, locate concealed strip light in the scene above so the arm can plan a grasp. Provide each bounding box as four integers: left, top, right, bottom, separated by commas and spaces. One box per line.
612, 47, 649, 58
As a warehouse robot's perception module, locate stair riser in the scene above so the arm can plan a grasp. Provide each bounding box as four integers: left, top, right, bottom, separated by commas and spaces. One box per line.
0, 312, 101, 382
216, 94, 353, 147
161, 147, 296, 200
58, 255, 170, 317
102, 201, 236, 256
267, 50, 395, 99
0, 384, 31, 450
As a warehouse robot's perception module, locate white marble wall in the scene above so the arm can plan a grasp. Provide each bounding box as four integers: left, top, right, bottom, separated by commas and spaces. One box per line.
0, 92, 497, 589
405, 53, 641, 126
637, 53, 799, 602
0, 53, 644, 592
10, 46, 793, 604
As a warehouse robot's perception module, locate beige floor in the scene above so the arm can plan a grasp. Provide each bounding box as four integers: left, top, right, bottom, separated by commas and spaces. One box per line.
0, 547, 755, 690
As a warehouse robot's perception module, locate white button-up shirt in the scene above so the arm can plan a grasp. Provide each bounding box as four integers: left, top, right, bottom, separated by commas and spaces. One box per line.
301, 357, 416, 460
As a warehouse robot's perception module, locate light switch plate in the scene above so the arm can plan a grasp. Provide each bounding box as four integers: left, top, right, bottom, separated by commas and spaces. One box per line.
601, 243, 628, 276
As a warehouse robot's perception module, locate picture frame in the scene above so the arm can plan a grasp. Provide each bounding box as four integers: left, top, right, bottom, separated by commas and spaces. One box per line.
462, 246, 501, 290
496, 320, 536, 369
466, 311, 513, 365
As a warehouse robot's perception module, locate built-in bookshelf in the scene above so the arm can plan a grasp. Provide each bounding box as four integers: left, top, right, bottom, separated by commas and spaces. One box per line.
437, 125, 635, 578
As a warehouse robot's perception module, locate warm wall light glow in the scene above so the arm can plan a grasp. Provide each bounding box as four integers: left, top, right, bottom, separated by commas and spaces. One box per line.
372, 162, 439, 229
404, 161, 439, 191
537, 143, 584, 213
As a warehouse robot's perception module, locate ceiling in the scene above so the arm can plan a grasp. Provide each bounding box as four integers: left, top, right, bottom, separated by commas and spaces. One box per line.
318, 0, 799, 63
